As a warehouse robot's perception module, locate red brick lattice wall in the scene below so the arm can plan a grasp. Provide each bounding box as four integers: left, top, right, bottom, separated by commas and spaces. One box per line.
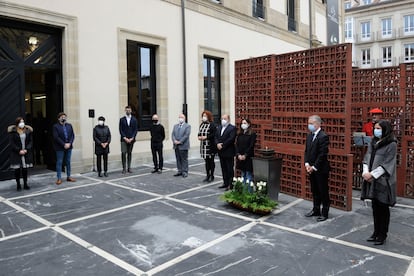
235, 43, 414, 211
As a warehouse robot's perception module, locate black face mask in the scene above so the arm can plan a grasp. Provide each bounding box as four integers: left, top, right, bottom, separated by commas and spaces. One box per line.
60, 118, 66, 123
152, 120, 158, 124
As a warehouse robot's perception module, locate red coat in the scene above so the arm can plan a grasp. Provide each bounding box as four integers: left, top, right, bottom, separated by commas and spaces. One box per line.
362, 121, 374, 136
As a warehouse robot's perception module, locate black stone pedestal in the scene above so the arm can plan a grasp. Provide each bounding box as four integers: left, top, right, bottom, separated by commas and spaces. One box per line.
253, 150, 282, 201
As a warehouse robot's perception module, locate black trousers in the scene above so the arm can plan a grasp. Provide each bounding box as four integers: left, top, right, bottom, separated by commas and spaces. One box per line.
309, 171, 330, 217
204, 155, 215, 177
219, 155, 234, 187
372, 199, 390, 240
14, 168, 28, 185
151, 143, 163, 170
96, 153, 108, 173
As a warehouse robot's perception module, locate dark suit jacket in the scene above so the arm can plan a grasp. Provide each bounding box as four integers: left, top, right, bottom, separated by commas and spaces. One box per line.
304, 129, 330, 174
215, 124, 236, 158
119, 116, 138, 142
53, 122, 75, 151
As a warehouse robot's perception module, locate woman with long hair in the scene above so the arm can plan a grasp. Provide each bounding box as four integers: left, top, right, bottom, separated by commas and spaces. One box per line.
197, 110, 217, 182
361, 119, 397, 245
8, 117, 34, 191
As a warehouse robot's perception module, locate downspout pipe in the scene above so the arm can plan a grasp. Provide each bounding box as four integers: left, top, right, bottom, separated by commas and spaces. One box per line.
181, 0, 188, 119
309, 0, 313, 48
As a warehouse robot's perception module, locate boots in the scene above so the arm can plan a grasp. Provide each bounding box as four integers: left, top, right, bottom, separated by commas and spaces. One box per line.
203, 175, 210, 182
15, 169, 22, 191
22, 168, 29, 190
16, 181, 22, 191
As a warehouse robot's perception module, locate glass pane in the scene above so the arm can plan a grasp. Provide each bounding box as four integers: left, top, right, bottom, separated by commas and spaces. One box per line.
127, 41, 139, 115
140, 47, 151, 116
0, 27, 50, 59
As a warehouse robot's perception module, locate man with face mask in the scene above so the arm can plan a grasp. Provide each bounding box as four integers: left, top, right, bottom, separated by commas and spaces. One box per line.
93, 116, 111, 177
215, 114, 236, 190
150, 114, 165, 173
304, 115, 331, 222
362, 108, 383, 137
53, 112, 76, 185
172, 113, 191, 177
119, 106, 138, 173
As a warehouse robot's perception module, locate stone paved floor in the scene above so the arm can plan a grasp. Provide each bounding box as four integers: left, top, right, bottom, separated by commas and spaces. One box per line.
0, 158, 413, 275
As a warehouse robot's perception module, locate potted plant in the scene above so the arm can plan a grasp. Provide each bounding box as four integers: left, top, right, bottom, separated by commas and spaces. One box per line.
220, 177, 278, 215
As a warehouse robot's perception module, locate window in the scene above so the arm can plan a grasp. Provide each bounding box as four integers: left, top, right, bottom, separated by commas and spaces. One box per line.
345, 17, 353, 40
361, 21, 371, 40
203, 56, 221, 123
287, 0, 296, 32
252, 0, 265, 19
404, 15, 414, 34
381, 18, 392, 38
404, 43, 414, 62
362, 0, 371, 5
361, 49, 371, 65
344, 2, 351, 9
127, 41, 157, 130
382, 46, 392, 65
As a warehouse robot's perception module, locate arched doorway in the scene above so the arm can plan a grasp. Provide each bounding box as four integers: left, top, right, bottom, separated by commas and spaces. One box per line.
0, 17, 63, 180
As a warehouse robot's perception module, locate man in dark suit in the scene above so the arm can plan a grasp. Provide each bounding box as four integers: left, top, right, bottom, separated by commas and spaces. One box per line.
119, 106, 138, 173
215, 114, 236, 190
171, 113, 191, 177
53, 112, 76, 185
304, 115, 331, 222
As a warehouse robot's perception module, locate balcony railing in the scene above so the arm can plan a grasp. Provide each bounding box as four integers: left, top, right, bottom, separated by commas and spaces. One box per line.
376, 29, 396, 41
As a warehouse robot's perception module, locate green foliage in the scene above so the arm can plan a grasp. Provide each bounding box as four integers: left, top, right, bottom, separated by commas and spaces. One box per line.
220, 177, 278, 214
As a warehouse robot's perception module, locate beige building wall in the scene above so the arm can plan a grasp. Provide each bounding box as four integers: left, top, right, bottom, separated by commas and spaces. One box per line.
0, 0, 340, 173
345, 0, 414, 68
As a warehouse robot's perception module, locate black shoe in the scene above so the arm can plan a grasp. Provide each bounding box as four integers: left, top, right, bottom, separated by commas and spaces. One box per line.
17, 184, 22, 191
174, 173, 182, 177
104, 172, 108, 177
127, 168, 132, 173
151, 169, 159, 173
157, 169, 162, 174
316, 216, 328, 222
374, 238, 386, 245
98, 172, 102, 177
218, 185, 227, 189
182, 173, 188, 178
305, 210, 321, 217
23, 184, 30, 190
122, 169, 126, 174
202, 177, 209, 182
208, 175, 214, 182
367, 235, 377, 242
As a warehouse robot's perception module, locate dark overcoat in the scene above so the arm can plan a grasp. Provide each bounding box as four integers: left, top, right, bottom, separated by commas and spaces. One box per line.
8, 125, 34, 167
93, 125, 111, 155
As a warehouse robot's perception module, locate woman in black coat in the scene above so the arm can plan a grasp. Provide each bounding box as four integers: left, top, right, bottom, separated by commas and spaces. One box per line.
197, 110, 217, 182
8, 117, 34, 190
93, 116, 111, 177
235, 118, 257, 185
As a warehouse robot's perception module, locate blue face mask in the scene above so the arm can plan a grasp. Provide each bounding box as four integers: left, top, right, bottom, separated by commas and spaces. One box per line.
374, 129, 382, 138
308, 124, 316, 133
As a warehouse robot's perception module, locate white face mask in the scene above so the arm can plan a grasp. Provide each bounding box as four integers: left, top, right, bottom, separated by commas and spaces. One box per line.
178, 118, 184, 124
202, 116, 208, 122
98, 120, 104, 126
221, 119, 227, 127
18, 122, 25, 129
241, 123, 249, 130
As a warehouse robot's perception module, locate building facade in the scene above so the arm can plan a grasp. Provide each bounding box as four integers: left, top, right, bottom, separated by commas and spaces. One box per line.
344, 0, 414, 68
0, 0, 341, 178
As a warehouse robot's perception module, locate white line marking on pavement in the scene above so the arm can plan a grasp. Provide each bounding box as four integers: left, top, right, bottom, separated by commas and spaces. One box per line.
261, 221, 412, 261
405, 259, 414, 276
0, 226, 49, 242
146, 222, 256, 275
57, 197, 161, 226
53, 226, 144, 275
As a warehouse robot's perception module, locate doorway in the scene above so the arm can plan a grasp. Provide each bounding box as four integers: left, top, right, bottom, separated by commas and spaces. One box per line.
0, 17, 63, 180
